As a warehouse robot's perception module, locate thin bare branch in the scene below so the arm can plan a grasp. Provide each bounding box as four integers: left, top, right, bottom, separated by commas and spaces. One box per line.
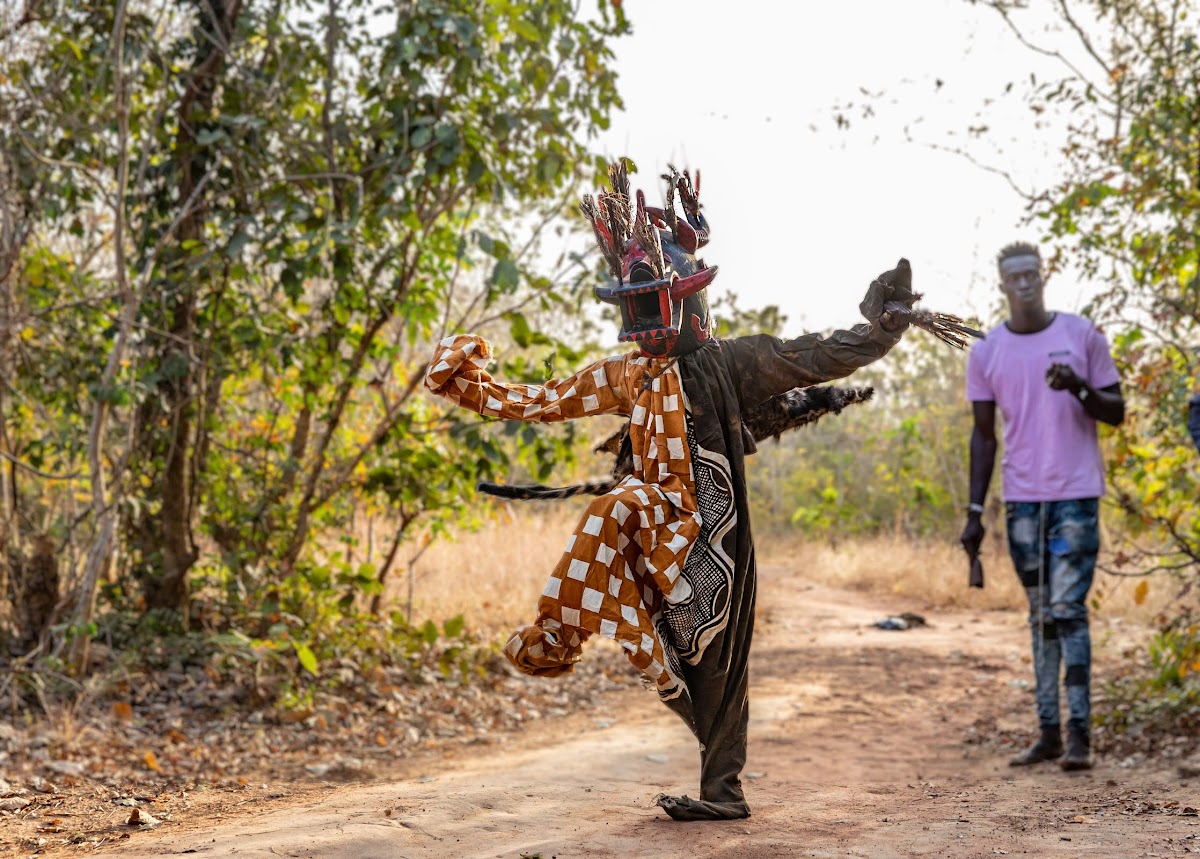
68, 0, 132, 672
987, 1, 1112, 101
1054, 0, 1114, 77
902, 126, 1035, 199
0, 449, 83, 481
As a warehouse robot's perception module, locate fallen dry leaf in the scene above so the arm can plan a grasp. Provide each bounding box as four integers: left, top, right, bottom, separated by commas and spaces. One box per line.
127, 807, 161, 827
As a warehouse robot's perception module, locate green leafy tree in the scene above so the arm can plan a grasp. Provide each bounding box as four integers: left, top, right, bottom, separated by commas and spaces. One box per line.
748, 334, 972, 542
0, 0, 629, 669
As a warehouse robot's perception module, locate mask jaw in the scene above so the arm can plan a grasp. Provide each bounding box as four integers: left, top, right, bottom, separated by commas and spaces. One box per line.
619, 281, 681, 357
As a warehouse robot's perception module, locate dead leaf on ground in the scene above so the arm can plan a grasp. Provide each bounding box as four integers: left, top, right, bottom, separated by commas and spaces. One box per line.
127, 807, 162, 828
46, 759, 86, 776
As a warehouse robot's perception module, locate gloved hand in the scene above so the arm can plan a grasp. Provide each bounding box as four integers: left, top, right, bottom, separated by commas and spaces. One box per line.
860, 258, 917, 326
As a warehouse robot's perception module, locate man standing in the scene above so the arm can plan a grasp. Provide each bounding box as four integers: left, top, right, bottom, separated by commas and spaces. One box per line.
960, 242, 1124, 771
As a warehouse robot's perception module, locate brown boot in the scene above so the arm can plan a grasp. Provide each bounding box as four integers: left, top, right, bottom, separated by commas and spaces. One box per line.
1059, 729, 1093, 771
1009, 725, 1063, 766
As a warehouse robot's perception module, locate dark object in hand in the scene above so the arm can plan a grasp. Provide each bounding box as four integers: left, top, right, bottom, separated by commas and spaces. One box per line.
1045, 362, 1083, 393
969, 555, 985, 589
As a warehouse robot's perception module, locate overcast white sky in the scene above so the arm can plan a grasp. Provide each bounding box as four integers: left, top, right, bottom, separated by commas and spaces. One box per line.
592, 0, 1103, 332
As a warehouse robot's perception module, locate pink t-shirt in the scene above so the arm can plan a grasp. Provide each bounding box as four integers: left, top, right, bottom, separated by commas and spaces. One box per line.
966, 312, 1121, 502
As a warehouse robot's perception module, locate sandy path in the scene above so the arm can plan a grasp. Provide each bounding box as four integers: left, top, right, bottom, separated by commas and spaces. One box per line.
103, 568, 1198, 858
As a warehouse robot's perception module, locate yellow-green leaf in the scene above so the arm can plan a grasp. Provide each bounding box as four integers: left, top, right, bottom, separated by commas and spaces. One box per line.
295, 643, 319, 675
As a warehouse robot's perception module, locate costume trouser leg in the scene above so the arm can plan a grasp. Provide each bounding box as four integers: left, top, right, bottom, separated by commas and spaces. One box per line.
505, 483, 696, 681
657, 550, 755, 821
1007, 499, 1099, 736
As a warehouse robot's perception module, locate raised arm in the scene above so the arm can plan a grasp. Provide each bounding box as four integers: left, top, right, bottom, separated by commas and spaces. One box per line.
727, 259, 915, 407
424, 334, 634, 422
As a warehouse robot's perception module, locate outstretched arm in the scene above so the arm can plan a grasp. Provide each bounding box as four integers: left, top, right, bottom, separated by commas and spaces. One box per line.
425, 334, 633, 422
728, 259, 915, 407
729, 321, 906, 408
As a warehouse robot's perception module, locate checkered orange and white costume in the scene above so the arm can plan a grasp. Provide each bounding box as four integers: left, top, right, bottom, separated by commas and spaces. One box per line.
425, 334, 702, 697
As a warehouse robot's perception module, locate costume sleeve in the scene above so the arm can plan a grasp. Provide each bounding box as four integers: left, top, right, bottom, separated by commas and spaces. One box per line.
424, 334, 634, 421
725, 321, 906, 409
1085, 324, 1121, 389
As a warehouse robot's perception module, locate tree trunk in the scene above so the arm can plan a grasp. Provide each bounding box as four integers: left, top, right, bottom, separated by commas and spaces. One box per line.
141, 0, 243, 611
15, 533, 58, 650
0, 150, 24, 635
69, 0, 133, 674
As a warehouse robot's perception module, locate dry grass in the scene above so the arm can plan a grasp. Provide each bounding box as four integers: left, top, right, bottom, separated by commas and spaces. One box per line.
384, 507, 582, 639
384, 509, 1174, 639
757, 532, 1026, 612
756, 531, 1178, 623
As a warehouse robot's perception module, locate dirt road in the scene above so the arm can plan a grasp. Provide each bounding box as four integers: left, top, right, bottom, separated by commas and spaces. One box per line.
101, 568, 1197, 858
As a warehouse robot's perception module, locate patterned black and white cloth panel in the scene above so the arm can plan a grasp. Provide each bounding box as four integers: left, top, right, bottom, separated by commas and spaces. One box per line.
662, 420, 736, 667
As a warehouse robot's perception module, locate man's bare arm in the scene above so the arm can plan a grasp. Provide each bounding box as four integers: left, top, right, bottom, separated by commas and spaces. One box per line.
961, 400, 997, 556
1045, 363, 1124, 426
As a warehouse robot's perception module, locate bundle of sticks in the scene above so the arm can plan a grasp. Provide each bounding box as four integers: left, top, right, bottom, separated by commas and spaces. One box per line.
882, 299, 984, 350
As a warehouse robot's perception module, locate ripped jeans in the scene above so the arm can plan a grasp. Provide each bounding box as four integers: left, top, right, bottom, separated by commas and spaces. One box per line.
1006, 498, 1099, 736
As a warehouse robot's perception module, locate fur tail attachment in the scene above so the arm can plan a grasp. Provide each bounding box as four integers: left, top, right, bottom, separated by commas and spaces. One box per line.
476, 478, 618, 501
746, 384, 874, 442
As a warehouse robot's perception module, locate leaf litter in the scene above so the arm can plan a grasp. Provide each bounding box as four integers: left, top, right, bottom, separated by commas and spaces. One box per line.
0, 644, 635, 858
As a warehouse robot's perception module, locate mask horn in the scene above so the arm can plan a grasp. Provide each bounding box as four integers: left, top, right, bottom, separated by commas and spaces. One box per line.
669, 265, 719, 300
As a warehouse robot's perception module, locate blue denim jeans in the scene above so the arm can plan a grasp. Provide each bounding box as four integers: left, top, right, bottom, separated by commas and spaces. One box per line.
1005, 498, 1099, 736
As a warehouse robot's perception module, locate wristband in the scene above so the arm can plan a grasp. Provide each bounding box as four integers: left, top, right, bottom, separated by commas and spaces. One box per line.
967, 502, 984, 514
